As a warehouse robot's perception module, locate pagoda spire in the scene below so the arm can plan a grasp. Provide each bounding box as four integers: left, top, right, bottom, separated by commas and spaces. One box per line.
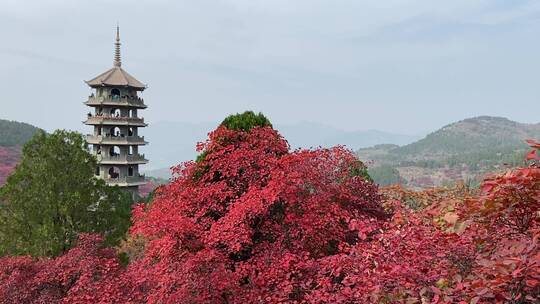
114, 24, 121, 67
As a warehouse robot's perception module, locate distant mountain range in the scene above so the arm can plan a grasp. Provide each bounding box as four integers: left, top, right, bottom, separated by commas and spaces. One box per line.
357, 116, 540, 188
142, 121, 421, 179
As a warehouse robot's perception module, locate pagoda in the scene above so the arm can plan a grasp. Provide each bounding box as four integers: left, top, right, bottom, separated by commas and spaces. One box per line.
84, 26, 148, 193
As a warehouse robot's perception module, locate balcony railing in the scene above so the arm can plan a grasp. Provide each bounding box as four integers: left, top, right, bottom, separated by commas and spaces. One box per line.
84, 115, 146, 126
103, 174, 146, 185
85, 95, 146, 108
87, 134, 147, 145
97, 154, 148, 164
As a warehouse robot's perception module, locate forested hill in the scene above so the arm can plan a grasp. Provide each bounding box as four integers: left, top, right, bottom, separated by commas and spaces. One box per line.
0, 119, 41, 147
396, 116, 540, 157
0, 119, 41, 185
358, 116, 540, 188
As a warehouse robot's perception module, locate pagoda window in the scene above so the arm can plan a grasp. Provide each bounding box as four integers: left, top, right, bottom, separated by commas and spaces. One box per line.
108, 167, 120, 179
111, 88, 120, 99
128, 145, 134, 155
111, 108, 121, 117
128, 166, 134, 176
110, 146, 120, 157
128, 127, 133, 136
110, 126, 121, 137
95, 166, 100, 176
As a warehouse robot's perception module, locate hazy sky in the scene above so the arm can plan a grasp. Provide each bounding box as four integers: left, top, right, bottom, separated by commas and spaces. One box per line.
1, 0, 540, 135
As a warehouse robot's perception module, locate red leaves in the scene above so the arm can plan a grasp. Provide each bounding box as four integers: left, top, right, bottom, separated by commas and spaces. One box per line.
468, 234, 540, 303
475, 166, 540, 235
527, 149, 540, 161
1, 128, 539, 303
526, 139, 540, 149
0, 234, 124, 304
526, 139, 540, 161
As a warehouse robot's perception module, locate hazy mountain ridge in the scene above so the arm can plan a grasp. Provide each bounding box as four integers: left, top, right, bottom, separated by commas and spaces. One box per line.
358, 116, 540, 188
143, 121, 420, 178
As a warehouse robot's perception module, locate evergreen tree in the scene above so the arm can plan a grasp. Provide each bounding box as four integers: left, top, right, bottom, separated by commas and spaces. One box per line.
220, 111, 272, 131
0, 130, 132, 257
369, 165, 406, 186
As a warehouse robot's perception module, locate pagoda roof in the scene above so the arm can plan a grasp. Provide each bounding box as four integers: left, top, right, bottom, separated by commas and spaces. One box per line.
86, 66, 146, 89
86, 26, 146, 90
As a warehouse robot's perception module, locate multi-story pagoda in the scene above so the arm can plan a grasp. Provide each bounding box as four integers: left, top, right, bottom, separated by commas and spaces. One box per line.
84, 26, 148, 193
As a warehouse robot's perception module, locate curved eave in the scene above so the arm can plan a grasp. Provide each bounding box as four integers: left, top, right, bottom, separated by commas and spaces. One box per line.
86, 81, 147, 91
85, 67, 147, 90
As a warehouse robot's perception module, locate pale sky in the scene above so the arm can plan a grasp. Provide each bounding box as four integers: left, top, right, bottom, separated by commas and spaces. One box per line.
1, 0, 540, 135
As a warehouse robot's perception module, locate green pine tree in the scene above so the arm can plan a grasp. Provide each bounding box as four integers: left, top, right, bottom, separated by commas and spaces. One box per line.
221, 111, 272, 131
0, 130, 132, 257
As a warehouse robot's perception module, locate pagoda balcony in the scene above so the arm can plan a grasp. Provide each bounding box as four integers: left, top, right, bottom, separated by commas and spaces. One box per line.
85, 95, 147, 109
87, 134, 147, 145
103, 174, 146, 187
84, 115, 147, 127
97, 153, 148, 164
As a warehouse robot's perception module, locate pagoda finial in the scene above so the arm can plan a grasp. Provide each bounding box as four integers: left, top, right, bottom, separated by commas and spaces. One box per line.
114, 24, 121, 67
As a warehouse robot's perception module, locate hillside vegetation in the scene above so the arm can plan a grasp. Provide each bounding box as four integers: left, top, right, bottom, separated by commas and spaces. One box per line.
0, 119, 41, 147
359, 116, 540, 188
0, 147, 20, 185
0, 112, 538, 303
0, 120, 40, 185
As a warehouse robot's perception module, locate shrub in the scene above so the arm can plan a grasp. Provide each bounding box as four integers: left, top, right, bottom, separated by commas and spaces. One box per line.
220, 111, 272, 131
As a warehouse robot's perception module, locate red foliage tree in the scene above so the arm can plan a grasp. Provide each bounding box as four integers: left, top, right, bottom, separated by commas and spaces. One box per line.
0, 234, 122, 304
121, 125, 387, 303
0, 125, 538, 303
453, 140, 540, 303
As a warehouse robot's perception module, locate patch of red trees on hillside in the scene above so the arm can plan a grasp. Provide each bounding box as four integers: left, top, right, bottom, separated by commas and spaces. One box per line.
0, 147, 21, 186
0, 129, 539, 303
